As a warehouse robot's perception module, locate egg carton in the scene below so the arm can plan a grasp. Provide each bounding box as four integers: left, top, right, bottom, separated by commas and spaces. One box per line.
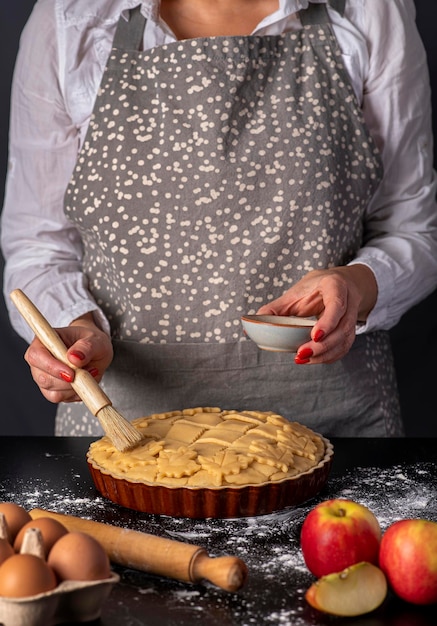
0, 572, 120, 626
0, 514, 119, 626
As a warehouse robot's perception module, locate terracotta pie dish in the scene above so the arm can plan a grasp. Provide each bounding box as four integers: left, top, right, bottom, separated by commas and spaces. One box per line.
87, 407, 334, 519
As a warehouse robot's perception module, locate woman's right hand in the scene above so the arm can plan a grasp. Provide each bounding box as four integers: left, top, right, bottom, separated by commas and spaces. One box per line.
24, 313, 114, 404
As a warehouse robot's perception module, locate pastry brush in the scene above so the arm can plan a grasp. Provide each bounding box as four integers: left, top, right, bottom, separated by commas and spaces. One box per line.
10, 289, 143, 452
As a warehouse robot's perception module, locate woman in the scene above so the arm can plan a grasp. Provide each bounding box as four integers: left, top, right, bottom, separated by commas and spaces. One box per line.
2, 0, 437, 437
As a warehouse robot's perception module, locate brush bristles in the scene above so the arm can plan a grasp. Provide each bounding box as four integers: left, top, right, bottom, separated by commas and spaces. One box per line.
96, 405, 143, 452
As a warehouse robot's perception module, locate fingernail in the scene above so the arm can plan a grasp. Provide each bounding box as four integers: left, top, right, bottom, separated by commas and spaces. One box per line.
314, 329, 325, 343
60, 371, 74, 383
88, 367, 99, 378
294, 357, 310, 365
70, 350, 86, 361
297, 347, 313, 360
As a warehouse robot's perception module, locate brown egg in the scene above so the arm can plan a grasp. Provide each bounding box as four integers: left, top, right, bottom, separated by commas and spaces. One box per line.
0, 538, 14, 565
0, 553, 57, 597
48, 532, 111, 582
14, 517, 68, 557
0, 502, 32, 542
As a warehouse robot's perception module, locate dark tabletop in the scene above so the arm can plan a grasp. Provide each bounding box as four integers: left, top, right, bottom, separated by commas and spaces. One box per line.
0, 436, 436, 626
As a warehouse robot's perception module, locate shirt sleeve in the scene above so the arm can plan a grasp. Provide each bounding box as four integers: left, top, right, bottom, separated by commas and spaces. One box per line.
349, 0, 437, 333
0, 0, 110, 343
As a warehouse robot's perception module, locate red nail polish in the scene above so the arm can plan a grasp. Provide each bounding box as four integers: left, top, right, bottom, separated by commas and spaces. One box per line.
294, 357, 310, 365
60, 371, 74, 383
297, 347, 313, 360
88, 368, 99, 378
314, 329, 325, 343
70, 350, 86, 361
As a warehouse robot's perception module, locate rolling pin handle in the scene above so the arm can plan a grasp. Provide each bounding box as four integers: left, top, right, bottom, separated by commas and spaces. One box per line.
189, 551, 248, 592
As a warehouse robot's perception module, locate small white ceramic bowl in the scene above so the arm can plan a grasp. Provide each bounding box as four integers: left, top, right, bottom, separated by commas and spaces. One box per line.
241, 315, 316, 353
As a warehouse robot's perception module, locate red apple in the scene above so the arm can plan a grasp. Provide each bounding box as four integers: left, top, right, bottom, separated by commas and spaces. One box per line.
379, 518, 437, 605
300, 499, 381, 578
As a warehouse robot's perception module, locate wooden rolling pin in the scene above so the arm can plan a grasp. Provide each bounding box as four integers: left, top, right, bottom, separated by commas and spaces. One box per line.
30, 509, 248, 592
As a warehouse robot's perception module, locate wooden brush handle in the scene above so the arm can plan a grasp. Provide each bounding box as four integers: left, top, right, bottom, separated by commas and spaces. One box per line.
30, 509, 248, 592
10, 289, 111, 416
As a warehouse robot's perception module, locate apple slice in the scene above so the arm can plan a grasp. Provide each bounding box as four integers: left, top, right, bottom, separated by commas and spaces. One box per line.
305, 561, 387, 617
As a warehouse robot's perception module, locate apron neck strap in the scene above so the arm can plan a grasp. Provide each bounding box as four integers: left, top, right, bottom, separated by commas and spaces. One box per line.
299, 3, 329, 26
300, 1, 346, 26
112, 5, 146, 51
329, 0, 346, 16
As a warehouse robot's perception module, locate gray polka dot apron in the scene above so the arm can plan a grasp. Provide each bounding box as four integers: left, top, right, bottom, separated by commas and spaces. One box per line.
61, 1, 403, 437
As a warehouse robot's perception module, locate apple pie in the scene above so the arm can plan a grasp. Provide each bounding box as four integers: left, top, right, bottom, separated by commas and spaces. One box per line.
87, 407, 333, 518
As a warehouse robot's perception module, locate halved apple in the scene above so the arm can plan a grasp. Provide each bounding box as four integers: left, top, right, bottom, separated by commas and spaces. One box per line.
305, 561, 388, 617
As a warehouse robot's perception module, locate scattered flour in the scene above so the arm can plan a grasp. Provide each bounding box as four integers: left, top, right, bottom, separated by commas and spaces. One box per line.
1, 458, 435, 626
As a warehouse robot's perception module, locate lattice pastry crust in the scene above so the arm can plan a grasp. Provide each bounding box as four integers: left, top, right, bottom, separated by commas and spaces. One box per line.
88, 407, 326, 488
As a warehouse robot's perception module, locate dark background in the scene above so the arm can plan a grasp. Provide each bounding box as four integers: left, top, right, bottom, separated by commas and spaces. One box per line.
1, 1, 436, 436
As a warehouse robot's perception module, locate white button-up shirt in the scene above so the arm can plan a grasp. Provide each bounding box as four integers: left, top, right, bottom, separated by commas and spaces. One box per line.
2, 0, 437, 343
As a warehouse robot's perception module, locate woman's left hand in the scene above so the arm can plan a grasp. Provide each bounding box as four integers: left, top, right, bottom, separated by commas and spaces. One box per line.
256, 265, 378, 364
